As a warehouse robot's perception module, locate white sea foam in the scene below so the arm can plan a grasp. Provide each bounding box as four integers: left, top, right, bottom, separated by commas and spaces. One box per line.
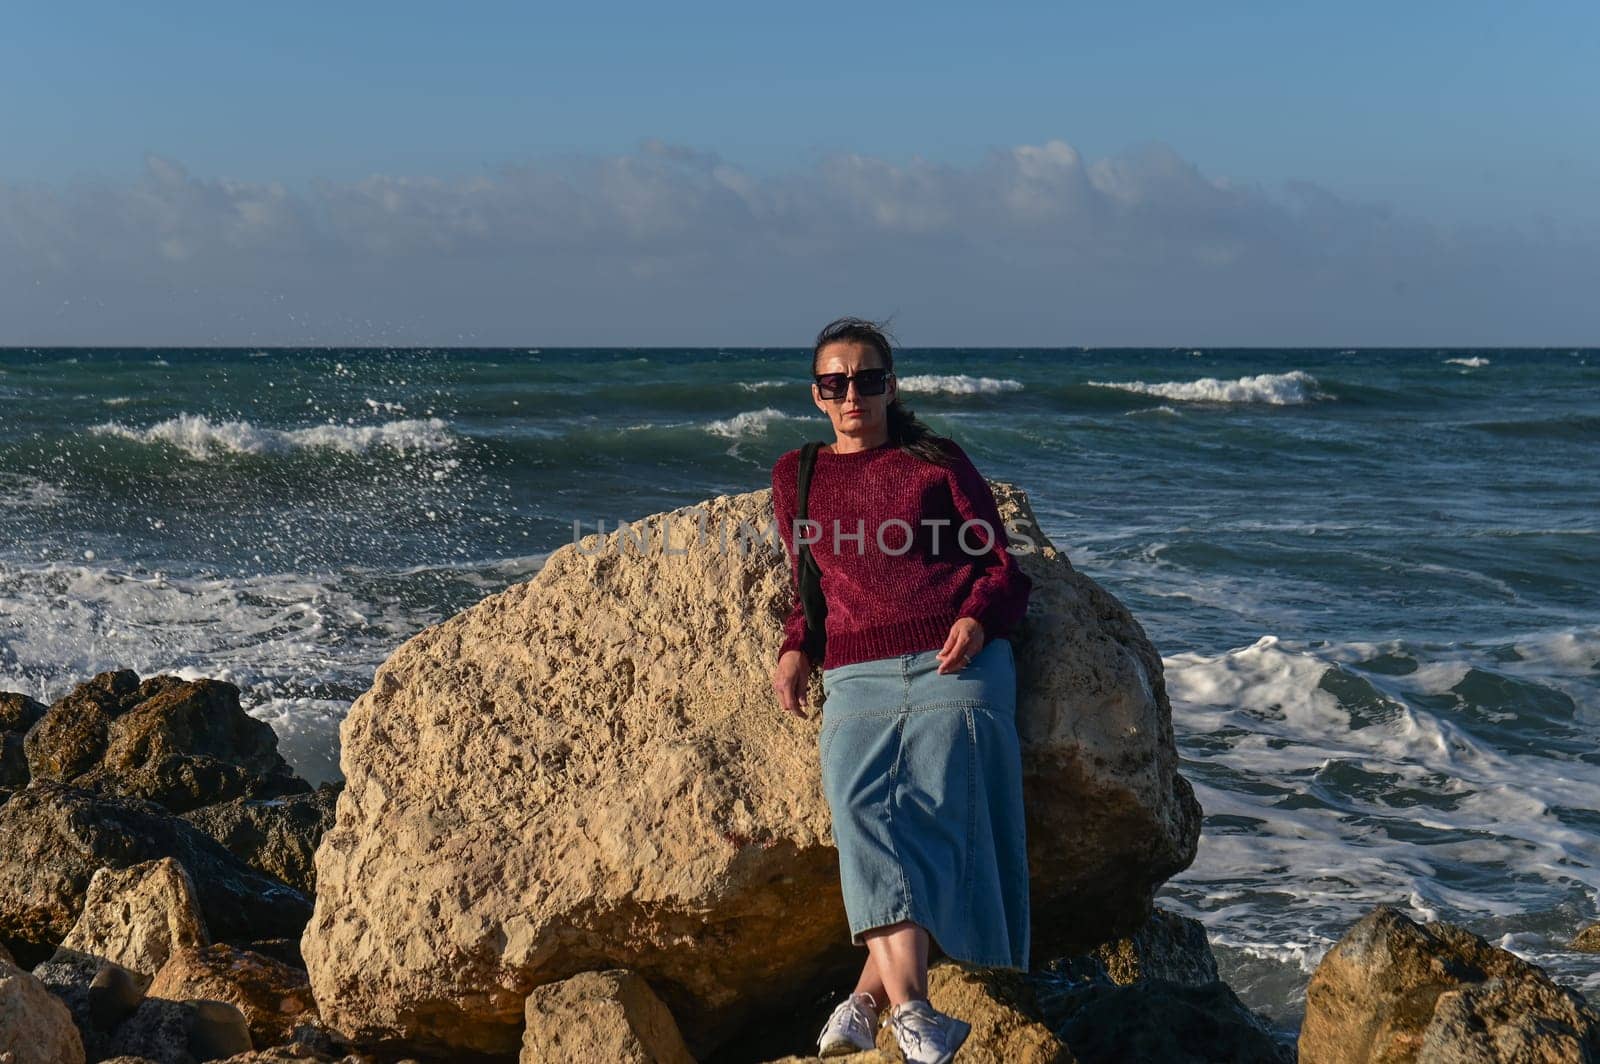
102, 396, 134, 406
1088, 370, 1322, 405
1159, 633, 1600, 996
0, 553, 549, 785
89, 413, 456, 458
704, 407, 800, 438
1445, 356, 1491, 367
737, 379, 789, 392
895, 374, 1024, 396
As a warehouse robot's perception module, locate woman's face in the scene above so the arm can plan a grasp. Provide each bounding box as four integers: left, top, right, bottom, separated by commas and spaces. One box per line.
813, 340, 896, 443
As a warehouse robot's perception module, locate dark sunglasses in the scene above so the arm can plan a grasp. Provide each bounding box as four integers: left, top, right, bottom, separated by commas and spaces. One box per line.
814, 368, 892, 400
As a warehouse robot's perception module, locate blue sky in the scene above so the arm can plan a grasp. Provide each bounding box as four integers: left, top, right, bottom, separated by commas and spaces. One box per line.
2, 2, 1596, 344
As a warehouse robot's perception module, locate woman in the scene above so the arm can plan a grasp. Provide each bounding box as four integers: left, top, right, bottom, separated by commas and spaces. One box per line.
769, 317, 1033, 1064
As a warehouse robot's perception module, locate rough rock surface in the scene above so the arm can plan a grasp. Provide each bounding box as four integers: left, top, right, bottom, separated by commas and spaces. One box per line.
1, 691, 48, 792
303, 480, 1200, 1057
1572, 923, 1600, 952
0, 781, 311, 953
519, 968, 694, 1064
180, 785, 341, 897
1087, 906, 1218, 988
879, 962, 1069, 1063
1045, 976, 1293, 1064
1298, 903, 1600, 1064
0, 955, 86, 1064
148, 943, 318, 1049
30, 948, 143, 1061
24, 670, 310, 815
57, 858, 210, 978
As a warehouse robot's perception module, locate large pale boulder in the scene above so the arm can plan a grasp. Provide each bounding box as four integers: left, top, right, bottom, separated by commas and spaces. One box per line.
1299, 903, 1600, 1063
303, 479, 1199, 1058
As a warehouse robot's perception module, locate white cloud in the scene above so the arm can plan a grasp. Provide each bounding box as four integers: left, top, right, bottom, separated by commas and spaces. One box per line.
0, 140, 1595, 345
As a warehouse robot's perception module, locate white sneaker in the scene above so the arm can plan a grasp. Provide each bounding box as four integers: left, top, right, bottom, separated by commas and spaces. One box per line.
886, 999, 971, 1064
817, 990, 881, 1057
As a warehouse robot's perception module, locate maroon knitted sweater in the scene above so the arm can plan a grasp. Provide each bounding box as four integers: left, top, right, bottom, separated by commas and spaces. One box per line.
770, 437, 1033, 671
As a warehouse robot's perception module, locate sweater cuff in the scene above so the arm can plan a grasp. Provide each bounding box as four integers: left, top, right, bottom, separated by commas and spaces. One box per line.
778, 631, 810, 662
956, 601, 993, 639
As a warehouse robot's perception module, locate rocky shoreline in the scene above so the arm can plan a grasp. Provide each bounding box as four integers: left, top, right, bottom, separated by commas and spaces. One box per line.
4, 479, 1598, 1063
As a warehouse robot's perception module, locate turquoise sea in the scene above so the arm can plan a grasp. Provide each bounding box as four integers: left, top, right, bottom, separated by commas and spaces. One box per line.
2, 346, 1597, 1034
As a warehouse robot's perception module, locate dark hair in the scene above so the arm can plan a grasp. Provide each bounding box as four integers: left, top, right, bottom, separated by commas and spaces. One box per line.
811, 316, 954, 467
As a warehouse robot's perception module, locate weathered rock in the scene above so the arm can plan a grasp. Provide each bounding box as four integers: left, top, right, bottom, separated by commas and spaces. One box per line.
180, 785, 341, 897
213, 1018, 378, 1063
32, 947, 152, 1059
1572, 922, 1600, 952
0, 781, 311, 954
1, 691, 47, 790
1089, 907, 1218, 987
91, 960, 152, 1030
25, 670, 310, 815
58, 857, 210, 977
105, 995, 200, 1064
520, 968, 694, 1064
233, 937, 305, 971
0, 955, 86, 1064
1299, 903, 1600, 1064
1421, 974, 1600, 1062
1044, 976, 1292, 1064
303, 480, 1200, 1058
101, 995, 253, 1064
879, 962, 1070, 1063
149, 943, 316, 1049
189, 998, 255, 1060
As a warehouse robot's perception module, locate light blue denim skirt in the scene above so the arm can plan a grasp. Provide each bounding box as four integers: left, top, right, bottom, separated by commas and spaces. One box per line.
818, 637, 1030, 970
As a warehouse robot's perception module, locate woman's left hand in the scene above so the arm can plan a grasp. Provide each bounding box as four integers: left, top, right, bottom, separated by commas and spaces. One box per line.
937, 617, 986, 674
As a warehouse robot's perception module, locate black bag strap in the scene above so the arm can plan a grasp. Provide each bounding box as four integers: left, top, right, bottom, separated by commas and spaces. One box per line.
796, 441, 828, 662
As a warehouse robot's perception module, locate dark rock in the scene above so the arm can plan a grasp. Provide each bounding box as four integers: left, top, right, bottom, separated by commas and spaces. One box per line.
190, 998, 255, 1059
26, 670, 310, 815
181, 783, 341, 896
1093, 906, 1219, 986
93, 957, 153, 1028
108, 995, 201, 1064
0, 781, 312, 955
1045, 977, 1294, 1064
32, 946, 149, 1060
235, 936, 305, 970
24, 668, 145, 779
0, 690, 47, 789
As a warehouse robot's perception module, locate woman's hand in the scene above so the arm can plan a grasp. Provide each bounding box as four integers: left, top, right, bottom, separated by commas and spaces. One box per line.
772, 649, 814, 718
937, 618, 986, 674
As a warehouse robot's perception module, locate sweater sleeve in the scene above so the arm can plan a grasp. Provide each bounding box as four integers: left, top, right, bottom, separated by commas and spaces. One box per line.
771, 453, 812, 664
943, 441, 1032, 641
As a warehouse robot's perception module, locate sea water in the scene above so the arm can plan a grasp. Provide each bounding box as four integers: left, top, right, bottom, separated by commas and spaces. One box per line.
2, 345, 1596, 1034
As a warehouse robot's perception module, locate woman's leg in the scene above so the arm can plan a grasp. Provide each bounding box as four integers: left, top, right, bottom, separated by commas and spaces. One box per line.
852, 951, 888, 1007
861, 920, 929, 1006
